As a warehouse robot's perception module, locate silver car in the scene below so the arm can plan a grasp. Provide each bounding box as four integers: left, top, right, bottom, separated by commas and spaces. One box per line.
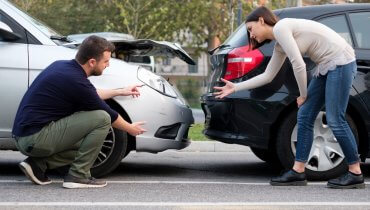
0, 0, 194, 177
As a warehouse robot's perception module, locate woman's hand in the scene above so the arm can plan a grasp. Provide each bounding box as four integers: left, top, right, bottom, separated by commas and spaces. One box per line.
297, 96, 307, 108
213, 78, 236, 99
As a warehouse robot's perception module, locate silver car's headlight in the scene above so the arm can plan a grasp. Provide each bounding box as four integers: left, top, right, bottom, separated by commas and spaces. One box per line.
137, 67, 178, 98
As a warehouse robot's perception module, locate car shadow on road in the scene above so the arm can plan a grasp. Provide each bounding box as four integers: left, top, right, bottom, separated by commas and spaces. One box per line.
109, 153, 283, 181
0, 161, 22, 176
0, 151, 369, 181
109, 153, 370, 181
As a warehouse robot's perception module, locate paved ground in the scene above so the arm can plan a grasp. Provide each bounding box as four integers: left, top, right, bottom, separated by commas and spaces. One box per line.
0, 144, 369, 209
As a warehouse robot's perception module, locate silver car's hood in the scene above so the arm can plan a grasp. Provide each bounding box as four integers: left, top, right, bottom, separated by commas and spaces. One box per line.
66, 32, 195, 65
112, 39, 196, 65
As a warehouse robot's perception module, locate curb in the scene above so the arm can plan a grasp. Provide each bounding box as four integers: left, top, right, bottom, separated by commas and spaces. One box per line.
180, 141, 251, 152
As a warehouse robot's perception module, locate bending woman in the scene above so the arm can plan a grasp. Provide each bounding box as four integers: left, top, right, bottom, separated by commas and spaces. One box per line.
214, 6, 364, 189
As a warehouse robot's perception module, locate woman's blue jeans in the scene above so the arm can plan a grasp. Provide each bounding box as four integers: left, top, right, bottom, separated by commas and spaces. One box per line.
295, 61, 359, 165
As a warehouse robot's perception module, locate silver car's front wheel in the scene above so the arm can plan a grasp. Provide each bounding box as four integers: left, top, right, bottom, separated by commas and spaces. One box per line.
276, 110, 358, 180
91, 127, 128, 177
93, 128, 116, 168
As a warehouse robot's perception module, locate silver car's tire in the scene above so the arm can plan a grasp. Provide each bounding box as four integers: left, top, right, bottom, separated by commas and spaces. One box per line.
91, 127, 128, 177
276, 110, 358, 180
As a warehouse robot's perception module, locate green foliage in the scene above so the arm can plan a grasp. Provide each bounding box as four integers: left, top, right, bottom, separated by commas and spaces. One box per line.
11, 0, 116, 35
176, 78, 201, 108
10, 0, 255, 48
189, 123, 208, 141
12, 0, 353, 47
112, 0, 186, 41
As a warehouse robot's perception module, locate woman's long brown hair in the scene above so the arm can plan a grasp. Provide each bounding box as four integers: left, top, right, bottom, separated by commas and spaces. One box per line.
246, 6, 279, 51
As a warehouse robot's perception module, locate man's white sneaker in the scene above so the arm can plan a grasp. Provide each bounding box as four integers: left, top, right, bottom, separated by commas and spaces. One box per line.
63, 174, 107, 189
19, 158, 52, 185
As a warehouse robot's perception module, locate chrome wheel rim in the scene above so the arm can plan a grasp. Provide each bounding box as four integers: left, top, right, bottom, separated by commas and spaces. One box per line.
291, 112, 344, 172
92, 127, 115, 168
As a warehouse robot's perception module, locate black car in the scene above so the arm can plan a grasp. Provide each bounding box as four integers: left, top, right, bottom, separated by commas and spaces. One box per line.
201, 4, 370, 180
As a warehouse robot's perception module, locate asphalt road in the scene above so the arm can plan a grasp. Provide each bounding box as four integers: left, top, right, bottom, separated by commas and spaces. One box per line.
0, 149, 369, 209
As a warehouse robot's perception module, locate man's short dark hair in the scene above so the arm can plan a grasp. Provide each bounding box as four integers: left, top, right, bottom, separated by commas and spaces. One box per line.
75, 35, 115, 64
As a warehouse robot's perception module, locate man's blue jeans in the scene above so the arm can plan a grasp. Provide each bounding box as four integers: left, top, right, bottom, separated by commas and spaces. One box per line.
295, 61, 359, 165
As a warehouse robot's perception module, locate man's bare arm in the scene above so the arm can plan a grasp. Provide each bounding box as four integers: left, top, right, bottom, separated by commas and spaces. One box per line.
97, 89, 120, 100
112, 115, 146, 136
97, 84, 143, 100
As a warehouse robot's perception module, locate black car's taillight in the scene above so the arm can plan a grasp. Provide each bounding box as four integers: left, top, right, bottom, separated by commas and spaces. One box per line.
224, 45, 264, 80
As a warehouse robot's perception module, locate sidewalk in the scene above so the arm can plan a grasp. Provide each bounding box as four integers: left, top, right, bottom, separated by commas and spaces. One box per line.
0, 141, 251, 154
180, 141, 251, 152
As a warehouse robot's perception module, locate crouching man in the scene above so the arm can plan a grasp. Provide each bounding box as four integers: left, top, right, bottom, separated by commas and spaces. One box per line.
12, 35, 146, 189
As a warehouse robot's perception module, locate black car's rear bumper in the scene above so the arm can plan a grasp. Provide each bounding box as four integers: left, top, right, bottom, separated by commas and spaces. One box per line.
201, 92, 291, 149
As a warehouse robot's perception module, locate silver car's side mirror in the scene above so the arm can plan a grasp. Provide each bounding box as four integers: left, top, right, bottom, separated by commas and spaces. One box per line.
0, 21, 21, 41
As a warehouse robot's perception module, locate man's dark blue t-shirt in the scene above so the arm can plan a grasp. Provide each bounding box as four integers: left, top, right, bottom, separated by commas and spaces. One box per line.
12, 59, 118, 137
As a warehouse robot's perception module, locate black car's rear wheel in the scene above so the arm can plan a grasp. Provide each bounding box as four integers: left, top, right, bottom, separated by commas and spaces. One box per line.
276, 110, 358, 180
250, 147, 282, 167
91, 127, 128, 177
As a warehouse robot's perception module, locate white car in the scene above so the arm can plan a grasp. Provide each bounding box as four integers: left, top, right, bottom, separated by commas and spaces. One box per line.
0, 0, 194, 177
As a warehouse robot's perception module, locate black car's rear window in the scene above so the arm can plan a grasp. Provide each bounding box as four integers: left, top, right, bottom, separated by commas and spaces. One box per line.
223, 23, 248, 48
223, 10, 283, 48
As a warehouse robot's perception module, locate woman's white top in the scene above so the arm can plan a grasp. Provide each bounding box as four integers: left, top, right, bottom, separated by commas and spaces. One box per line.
234, 18, 355, 97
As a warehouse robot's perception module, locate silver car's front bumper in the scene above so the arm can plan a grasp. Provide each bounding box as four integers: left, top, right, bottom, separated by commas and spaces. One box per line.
135, 104, 193, 153
112, 82, 194, 153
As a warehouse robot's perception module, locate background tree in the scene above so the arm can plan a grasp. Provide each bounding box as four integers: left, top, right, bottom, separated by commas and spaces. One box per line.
11, 0, 115, 35
11, 0, 255, 49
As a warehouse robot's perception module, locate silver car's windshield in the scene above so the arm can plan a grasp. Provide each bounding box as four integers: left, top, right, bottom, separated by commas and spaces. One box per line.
9, 1, 66, 44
